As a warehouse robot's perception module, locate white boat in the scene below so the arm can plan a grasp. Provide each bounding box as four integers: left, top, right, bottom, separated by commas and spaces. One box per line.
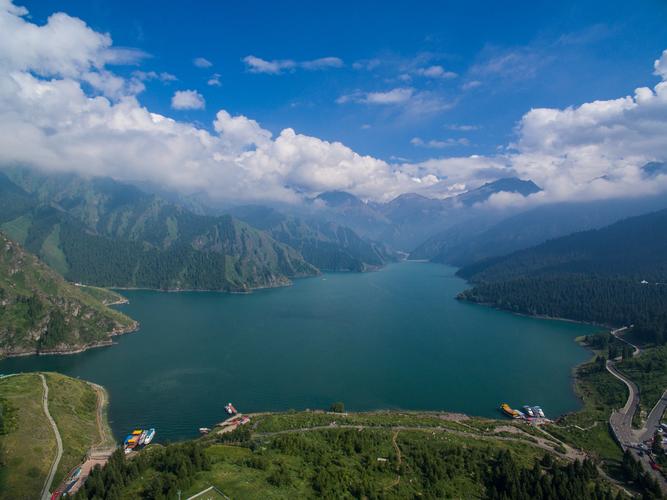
143, 428, 156, 445
138, 431, 147, 445
523, 406, 534, 417
534, 406, 545, 418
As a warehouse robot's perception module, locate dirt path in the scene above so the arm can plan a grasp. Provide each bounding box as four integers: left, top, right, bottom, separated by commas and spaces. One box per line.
257, 423, 584, 462
39, 373, 63, 500
384, 430, 402, 491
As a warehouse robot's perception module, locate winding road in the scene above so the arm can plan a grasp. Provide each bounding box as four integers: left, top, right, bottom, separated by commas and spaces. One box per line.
605, 329, 667, 493
39, 373, 63, 500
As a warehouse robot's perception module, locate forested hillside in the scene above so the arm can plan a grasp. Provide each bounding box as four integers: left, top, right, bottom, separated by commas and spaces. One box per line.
231, 205, 394, 271
0, 169, 317, 291
458, 209, 667, 343
0, 232, 137, 356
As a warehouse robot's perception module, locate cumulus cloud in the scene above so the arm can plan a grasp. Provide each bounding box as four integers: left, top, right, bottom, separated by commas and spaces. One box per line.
243, 55, 343, 74
171, 90, 205, 110
1, 1, 666, 208
193, 57, 212, 68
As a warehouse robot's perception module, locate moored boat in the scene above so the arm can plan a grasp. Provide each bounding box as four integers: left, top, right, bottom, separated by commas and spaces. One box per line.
501, 403, 521, 418
143, 428, 156, 445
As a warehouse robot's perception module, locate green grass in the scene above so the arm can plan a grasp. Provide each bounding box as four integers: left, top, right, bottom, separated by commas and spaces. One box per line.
546, 360, 625, 464
77, 285, 127, 305
252, 410, 476, 434
0, 373, 111, 499
43, 372, 106, 486
0, 373, 56, 500
0, 215, 32, 246
39, 224, 69, 276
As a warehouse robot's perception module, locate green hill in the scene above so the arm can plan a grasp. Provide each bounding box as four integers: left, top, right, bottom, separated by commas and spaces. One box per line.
0, 169, 317, 291
76, 410, 618, 499
0, 232, 137, 356
457, 209, 667, 343
0, 372, 113, 499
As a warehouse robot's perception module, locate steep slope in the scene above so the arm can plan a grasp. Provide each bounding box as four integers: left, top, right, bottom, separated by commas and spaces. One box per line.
0, 232, 137, 356
0, 168, 317, 291
231, 205, 394, 271
457, 209, 667, 342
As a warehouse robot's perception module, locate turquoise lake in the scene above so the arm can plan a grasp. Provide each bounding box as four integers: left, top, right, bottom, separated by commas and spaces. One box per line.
0, 262, 599, 442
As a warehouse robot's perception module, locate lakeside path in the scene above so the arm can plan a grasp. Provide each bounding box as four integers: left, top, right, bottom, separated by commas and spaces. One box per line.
58, 382, 117, 497
39, 373, 63, 500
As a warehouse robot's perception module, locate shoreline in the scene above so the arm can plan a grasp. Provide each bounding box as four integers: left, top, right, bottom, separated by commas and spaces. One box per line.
0, 321, 139, 359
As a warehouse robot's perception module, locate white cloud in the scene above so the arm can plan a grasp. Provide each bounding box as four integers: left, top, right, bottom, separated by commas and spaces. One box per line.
411, 137, 469, 148
446, 124, 479, 131
132, 70, 177, 82
193, 57, 212, 68
462, 80, 482, 91
337, 87, 451, 115
171, 90, 205, 110
300, 57, 344, 70
207, 73, 221, 86
1, 1, 666, 208
415, 65, 457, 79
243, 55, 343, 74
655, 49, 667, 79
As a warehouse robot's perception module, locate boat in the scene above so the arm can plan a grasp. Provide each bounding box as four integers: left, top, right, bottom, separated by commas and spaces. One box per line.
199, 427, 211, 434
523, 406, 535, 417
143, 428, 156, 445
131, 429, 143, 435
225, 402, 238, 415
138, 431, 147, 445
534, 406, 545, 418
501, 403, 522, 419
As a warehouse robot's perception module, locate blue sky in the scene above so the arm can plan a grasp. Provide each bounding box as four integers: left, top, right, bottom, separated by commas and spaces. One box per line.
22, 0, 667, 162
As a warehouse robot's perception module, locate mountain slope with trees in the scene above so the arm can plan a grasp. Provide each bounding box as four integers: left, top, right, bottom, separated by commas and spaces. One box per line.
0, 168, 317, 291
457, 209, 667, 343
0, 232, 137, 356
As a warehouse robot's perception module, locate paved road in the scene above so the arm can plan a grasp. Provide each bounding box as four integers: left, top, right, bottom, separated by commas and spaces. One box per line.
640, 389, 667, 442
605, 331, 667, 493
39, 373, 63, 500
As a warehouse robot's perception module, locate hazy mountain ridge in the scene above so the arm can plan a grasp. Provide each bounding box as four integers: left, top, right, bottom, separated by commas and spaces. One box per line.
457, 209, 667, 342
313, 177, 542, 251
0, 231, 137, 356
230, 205, 395, 272
415, 195, 667, 266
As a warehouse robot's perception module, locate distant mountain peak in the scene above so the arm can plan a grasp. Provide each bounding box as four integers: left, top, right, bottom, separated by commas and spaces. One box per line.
315, 190, 364, 207
456, 177, 541, 206
642, 161, 667, 178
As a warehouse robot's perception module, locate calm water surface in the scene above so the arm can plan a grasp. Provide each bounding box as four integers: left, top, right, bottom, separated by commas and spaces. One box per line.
0, 262, 598, 441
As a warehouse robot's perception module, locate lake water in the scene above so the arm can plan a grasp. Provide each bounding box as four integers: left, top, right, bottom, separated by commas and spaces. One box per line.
0, 262, 598, 442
